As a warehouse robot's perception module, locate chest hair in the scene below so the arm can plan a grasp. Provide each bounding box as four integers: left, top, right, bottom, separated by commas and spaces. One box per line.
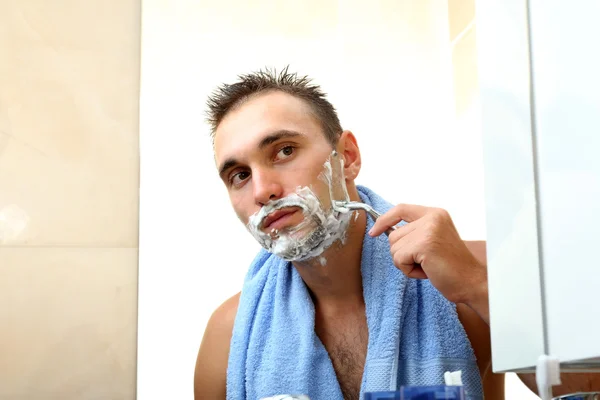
317, 318, 368, 400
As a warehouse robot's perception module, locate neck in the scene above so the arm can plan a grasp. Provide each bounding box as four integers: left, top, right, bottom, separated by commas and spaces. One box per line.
291, 188, 367, 314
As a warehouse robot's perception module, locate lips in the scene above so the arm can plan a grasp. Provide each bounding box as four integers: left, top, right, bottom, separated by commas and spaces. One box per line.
261, 208, 298, 231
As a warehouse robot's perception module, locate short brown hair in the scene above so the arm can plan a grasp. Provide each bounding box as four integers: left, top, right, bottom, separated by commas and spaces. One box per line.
206, 66, 342, 146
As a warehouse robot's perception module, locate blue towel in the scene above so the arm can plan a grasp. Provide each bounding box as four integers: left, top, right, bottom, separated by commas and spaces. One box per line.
227, 185, 484, 400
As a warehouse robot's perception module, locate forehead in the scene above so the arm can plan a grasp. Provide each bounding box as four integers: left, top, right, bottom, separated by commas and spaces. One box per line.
213, 91, 324, 163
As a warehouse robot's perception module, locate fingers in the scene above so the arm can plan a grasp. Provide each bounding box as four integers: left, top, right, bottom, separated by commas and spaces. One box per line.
393, 246, 428, 279
396, 264, 428, 279
387, 220, 416, 242
368, 203, 429, 237
388, 225, 429, 279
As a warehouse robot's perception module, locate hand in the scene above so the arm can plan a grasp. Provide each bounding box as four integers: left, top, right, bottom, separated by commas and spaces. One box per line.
369, 204, 487, 307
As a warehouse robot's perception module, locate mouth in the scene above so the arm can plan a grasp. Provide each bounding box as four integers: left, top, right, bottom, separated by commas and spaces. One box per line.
261, 208, 300, 231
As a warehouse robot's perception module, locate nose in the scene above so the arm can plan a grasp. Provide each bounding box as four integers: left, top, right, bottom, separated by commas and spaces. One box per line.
252, 168, 284, 206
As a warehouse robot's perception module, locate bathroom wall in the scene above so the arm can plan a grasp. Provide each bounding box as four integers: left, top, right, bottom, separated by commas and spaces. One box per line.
0, 0, 540, 399
447, 0, 538, 398
0, 1, 140, 399
137, 0, 503, 399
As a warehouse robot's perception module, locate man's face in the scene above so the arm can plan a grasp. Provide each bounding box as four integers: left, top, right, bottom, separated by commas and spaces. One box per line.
214, 91, 347, 259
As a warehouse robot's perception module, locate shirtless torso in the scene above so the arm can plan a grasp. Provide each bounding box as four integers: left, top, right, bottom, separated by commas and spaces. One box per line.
314, 302, 369, 400
194, 292, 506, 400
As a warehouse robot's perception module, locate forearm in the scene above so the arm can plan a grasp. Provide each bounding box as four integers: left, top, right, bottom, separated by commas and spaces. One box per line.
463, 240, 490, 325
464, 240, 487, 267
464, 278, 490, 325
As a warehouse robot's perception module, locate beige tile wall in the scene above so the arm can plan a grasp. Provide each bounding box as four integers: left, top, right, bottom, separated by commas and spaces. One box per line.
0, 1, 140, 398
448, 0, 478, 116
448, 0, 475, 42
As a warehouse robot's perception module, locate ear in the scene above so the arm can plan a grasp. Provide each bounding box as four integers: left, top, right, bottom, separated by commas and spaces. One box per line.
336, 130, 362, 181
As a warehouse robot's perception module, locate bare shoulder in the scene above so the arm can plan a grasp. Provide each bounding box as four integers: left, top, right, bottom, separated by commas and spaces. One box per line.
456, 303, 505, 400
194, 292, 241, 400
206, 292, 241, 334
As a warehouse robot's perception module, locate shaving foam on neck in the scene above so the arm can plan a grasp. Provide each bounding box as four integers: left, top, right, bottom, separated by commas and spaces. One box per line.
247, 186, 351, 261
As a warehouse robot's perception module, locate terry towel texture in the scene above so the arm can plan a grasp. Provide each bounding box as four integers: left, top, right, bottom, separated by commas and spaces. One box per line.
227, 185, 484, 400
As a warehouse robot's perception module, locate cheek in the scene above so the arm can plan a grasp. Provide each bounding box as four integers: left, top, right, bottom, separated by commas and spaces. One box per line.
296, 172, 331, 209
230, 194, 253, 225
313, 181, 334, 209
295, 158, 336, 206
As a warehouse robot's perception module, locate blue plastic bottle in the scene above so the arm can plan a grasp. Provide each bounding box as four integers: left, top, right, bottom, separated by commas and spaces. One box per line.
364, 385, 465, 400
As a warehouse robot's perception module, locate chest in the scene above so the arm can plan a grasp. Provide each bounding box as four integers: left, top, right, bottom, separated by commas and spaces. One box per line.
315, 314, 369, 400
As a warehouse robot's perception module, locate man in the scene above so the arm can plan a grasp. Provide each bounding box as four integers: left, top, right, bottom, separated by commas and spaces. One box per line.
195, 68, 598, 399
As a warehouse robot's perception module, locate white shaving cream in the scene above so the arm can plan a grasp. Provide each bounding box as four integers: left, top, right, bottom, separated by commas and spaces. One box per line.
246, 152, 352, 262
319, 153, 351, 214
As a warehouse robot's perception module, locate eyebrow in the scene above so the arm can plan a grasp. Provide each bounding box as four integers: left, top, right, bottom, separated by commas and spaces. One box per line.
218, 130, 304, 179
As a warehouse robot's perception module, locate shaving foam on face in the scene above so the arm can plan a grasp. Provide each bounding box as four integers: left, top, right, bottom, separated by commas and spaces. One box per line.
247, 151, 354, 262
247, 186, 352, 261
319, 151, 352, 214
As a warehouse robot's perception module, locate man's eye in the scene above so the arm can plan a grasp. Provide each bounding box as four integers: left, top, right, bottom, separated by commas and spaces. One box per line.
231, 171, 250, 186
275, 146, 295, 160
